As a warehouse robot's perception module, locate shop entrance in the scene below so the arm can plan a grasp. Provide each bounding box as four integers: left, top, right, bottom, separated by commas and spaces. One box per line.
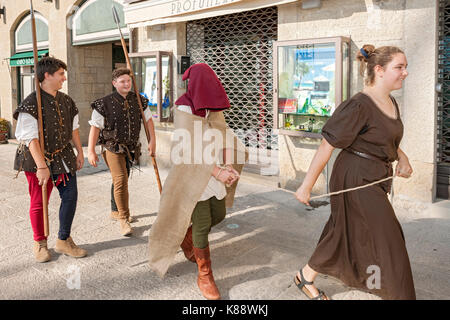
19, 66, 34, 103
186, 6, 278, 151
113, 44, 127, 70
437, 0, 450, 199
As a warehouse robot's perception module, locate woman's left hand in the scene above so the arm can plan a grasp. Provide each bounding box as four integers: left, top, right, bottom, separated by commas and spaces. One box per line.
396, 156, 413, 178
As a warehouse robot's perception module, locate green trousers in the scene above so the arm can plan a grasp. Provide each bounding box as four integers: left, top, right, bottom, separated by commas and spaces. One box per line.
191, 196, 226, 249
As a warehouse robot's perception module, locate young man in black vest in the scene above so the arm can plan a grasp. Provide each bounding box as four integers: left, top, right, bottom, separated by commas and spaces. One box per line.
14, 57, 87, 263
87, 68, 156, 236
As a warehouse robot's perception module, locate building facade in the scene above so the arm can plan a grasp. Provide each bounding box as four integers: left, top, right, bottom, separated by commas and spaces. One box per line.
0, 0, 448, 204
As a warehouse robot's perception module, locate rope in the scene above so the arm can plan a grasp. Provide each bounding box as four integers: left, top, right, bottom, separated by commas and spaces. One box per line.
285, 175, 395, 200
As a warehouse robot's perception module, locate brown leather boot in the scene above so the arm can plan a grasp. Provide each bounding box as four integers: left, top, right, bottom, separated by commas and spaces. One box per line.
193, 246, 220, 300
110, 211, 134, 223
180, 226, 195, 263
33, 240, 51, 263
55, 236, 87, 258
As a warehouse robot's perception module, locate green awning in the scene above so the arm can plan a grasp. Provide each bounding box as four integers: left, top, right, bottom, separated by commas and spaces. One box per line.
9, 50, 49, 67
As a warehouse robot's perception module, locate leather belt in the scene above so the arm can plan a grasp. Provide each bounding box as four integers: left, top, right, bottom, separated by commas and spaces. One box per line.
344, 148, 394, 194
345, 148, 389, 164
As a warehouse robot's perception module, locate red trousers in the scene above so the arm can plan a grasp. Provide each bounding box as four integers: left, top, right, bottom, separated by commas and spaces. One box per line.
26, 172, 53, 241
25, 172, 74, 241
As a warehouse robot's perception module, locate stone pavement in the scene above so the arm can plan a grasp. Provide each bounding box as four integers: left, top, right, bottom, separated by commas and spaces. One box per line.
0, 142, 449, 300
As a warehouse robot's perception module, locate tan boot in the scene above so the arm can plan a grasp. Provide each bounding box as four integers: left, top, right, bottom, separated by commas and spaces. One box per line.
55, 236, 87, 258
119, 218, 133, 236
33, 240, 51, 263
193, 246, 220, 300
180, 226, 196, 263
110, 211, 135, 223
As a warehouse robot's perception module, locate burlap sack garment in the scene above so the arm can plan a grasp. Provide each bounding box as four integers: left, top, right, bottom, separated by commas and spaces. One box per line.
148, 109, 248, 277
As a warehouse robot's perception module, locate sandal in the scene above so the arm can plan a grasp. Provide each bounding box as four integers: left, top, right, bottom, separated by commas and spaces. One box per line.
294, 268, 330, 300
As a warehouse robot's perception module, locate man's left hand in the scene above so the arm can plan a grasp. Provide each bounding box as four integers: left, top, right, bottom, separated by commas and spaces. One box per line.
76, 152, 85, 171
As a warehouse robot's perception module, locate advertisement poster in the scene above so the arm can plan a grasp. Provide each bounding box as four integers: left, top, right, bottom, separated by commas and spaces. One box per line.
143, 57, 158, 108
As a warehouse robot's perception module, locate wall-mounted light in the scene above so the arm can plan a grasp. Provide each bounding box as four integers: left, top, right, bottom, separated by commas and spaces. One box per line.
0, 6, 5, 18
302, 0, 321, 10
43, 0, 59, 9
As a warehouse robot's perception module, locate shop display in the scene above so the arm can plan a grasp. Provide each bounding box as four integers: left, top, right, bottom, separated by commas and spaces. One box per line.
130, 52, 173, 122
274, 37, 350, 136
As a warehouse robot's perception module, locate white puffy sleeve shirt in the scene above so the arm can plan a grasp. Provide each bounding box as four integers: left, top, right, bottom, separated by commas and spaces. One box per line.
15, 113, 80, 147
88, 108, 153, 130
14, 113, 80, 173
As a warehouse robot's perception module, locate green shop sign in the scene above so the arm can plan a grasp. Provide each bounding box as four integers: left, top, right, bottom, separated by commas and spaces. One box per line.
9, 50, 49, 67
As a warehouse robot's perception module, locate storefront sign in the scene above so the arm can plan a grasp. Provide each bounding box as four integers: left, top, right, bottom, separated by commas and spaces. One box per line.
9, 50, 49, 67
126, 0, 243, 22
170, 0, 241, 16
10, 57, 34, 67
125, 0, 298, 27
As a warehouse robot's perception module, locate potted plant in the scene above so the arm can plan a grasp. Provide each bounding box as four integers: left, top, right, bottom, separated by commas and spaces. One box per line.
0, 118, 10, 144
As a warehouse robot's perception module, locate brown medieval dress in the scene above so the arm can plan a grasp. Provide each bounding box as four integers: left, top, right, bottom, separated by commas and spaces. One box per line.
307, 92, 416, 300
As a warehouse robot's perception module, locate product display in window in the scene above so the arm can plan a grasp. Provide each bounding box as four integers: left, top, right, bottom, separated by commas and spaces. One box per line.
161, 56, 171, 119
275, 37, 350, 135
130, 52, 173, 122
143, 57, 158, 115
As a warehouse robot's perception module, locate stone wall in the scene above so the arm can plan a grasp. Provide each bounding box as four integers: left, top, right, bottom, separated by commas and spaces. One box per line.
277, 0, 438, 202
67, 43, 113, 144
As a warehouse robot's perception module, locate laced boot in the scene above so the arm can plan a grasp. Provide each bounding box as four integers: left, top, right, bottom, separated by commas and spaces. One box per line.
33, 240, 51, 263
110, 211, 134, 223
119, 218, 133, 236
55, 236, 87, 258
193, 246, 220, 300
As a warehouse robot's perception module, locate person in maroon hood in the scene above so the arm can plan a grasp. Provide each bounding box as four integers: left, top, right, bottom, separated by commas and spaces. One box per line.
149, 63, 245, 300
177, 63, 240, 300
175, 62, 231, 117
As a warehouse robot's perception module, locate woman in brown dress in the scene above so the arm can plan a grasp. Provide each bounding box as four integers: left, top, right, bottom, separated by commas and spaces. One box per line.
293, 45, 416, 300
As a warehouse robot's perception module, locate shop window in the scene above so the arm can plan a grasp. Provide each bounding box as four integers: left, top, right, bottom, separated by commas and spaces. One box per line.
274, 37, 350, 138
130, 51, 173, 122
11, 12, 49, 105
15, 13, 48, 52
71, 0, 128, 46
